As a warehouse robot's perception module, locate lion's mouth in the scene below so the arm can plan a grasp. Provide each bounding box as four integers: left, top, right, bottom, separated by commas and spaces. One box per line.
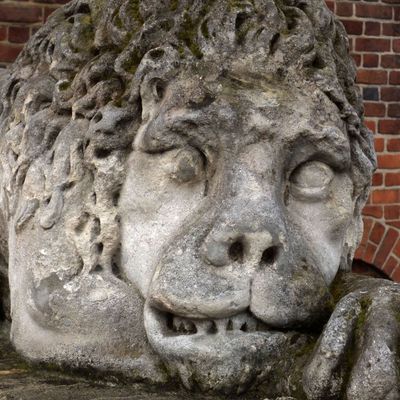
143, 302, 296, 393
165, 310, 270, 336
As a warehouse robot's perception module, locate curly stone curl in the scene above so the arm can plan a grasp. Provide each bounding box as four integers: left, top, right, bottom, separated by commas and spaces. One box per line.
0, 0, 375, 299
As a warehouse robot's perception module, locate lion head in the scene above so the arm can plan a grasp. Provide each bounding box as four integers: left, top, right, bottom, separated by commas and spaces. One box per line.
0, 0, 375, 395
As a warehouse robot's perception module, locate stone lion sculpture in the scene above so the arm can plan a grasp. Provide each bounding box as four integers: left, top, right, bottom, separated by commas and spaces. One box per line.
0, 0, 399, 399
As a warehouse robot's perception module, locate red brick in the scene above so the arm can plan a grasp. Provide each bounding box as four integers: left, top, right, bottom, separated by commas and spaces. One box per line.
370, 222, 386, 244
372, 173, 384, 186
0, 26, 6, 42
348, 37, 354, 52
354, 246, 365, 260
378, 154, 400, 168
365, 120, 376, 133
352, 53, 361, 67
341, 20, 363, 35
8, 26, 30, 44
363, 54, 379, 68
383, 256, 398, 277
385, 205, 400, 220
385, 173, 400, 186
374, 228, 399, 267
387, 138, 400, 151
388, 104, 400, 118
395, 239, 400, 259
0, 5, 42, 23
356, 4, 393, 20
391, 266, 400, 282
0, 43, 22, 63
382, 22, 400, 36
379, 120, 400, 134
44, 7, 58, 22
364, 242, 378, 264
364, 102, 386, 117
355, 38, 390, 52
394, 39, 400, 53
381, 55, 400, 69
357, 70, 387, 85
325, 0, 335, 12
363, 205, 383, 218
360, 230, 368, 248
381, 87, 400, 102
388, 221, 400, 229
395, 7, 400, 21
374, 137, 384, 152
362, 218, 374, 244
336, 2, 353, 16
390, 71, 400, 85
365, 21, 381, 36
372, 189, 400, 204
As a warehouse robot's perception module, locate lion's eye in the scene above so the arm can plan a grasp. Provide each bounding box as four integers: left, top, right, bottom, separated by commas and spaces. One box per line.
289, 161, 334, 201
168, 147, 205, 183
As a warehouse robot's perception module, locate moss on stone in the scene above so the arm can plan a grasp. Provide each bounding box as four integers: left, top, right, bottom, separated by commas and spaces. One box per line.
127, 0, 144, 25
114, 13, 123, 29
356, 297, 371, 333
176, 1, 217, 59
123, 48, 143, 74
170, 0, 179, 12
59, 81, 71, 91
177, 11, 203, 59
200, 19, 209, 39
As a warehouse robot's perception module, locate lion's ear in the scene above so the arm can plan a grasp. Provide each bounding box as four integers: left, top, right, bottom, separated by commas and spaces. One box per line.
148, 78, 166, 102
139, 77, 167, 123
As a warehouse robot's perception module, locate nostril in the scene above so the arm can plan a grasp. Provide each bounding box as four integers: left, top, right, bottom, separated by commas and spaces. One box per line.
228, 241, 244, 262
92, 111, 103, 123
261, 246, 278, 265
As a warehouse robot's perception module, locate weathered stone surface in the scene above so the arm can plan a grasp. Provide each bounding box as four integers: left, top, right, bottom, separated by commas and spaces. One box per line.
0, 0, 399, 399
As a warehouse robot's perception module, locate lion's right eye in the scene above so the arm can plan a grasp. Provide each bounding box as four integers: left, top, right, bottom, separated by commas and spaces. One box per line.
289, 161, 334, 201
168, 147, 205, 184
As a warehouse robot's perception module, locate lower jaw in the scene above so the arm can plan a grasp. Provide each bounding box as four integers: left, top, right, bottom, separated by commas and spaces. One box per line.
143, 303, 302, 394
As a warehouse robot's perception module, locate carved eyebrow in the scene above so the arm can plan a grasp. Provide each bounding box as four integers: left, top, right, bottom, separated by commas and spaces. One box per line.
298, 126, 349, 154
163, 110, 217, 147
286, 126, 351, 170
164, 109, 205, 129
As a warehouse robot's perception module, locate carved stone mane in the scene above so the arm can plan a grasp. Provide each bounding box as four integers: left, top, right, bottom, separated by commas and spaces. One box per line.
0, 0, 374, 260
0, 0, 378, 398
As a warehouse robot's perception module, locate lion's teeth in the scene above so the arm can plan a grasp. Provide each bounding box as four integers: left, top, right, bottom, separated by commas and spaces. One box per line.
173, 317, 196, 333
195, 319, 213, 334
168, 312, 268, 335
244, 316, 257, 332
231, 313, 247, 330
215, 318, 229, 333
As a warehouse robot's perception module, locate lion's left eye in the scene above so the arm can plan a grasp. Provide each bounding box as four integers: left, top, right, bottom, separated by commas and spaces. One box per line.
289, 161, 334, 200
168, 147, 205, 184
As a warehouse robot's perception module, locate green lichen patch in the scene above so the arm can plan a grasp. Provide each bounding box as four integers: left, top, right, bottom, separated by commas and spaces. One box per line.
176, 1, 217, 59
121, 47, 144, 75
355, 296, 372, 340
177, 11, 203, 59
127, 0, 144, 25
58, 81, 71, 91
170, 0, 179, 12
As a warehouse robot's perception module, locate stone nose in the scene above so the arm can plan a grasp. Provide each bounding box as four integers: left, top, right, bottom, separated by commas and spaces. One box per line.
201, 229, 281, 267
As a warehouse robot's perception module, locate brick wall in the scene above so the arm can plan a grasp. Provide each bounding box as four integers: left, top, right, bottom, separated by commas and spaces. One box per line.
0, 0, 399, 278
325, 0, 400, 280
0, 0, 68, 67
